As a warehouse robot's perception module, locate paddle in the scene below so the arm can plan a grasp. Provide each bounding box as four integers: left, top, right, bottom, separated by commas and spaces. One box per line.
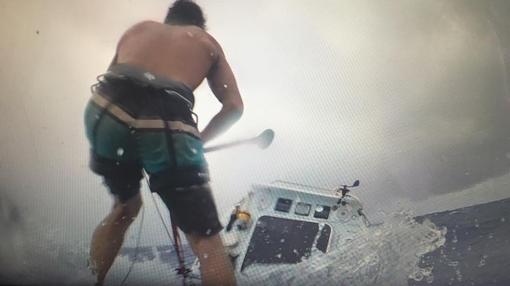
203, 129, 275, 153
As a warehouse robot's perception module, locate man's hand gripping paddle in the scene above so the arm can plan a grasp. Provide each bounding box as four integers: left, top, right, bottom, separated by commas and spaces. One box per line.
204, 129, 275, 153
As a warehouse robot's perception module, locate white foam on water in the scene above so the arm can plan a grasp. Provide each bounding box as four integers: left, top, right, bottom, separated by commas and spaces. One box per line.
1, 208, 445, 286
239, 211, 446, 286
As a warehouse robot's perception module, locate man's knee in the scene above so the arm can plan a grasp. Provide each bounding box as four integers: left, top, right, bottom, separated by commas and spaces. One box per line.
113, 193, 142, 219
186, 233, 225, 255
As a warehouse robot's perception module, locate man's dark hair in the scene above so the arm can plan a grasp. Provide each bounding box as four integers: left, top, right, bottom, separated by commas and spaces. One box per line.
165, 0, 206, 29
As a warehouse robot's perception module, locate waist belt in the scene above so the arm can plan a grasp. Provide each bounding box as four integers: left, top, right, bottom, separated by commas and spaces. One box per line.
104, 64, 195, 108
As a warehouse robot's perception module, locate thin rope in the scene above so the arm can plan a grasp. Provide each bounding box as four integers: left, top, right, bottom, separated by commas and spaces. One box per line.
146, 173, 191, 286
150, 191, 174, 243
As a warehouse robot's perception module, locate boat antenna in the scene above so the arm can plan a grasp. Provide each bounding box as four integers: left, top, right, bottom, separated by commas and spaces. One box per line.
335, 180, 360, 205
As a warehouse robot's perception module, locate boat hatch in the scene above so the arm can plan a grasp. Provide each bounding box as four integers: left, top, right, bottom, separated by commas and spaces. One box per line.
241, 215, 331, 271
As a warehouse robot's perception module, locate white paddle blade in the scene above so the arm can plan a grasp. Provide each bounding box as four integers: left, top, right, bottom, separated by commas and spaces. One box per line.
256, 129, 275, 149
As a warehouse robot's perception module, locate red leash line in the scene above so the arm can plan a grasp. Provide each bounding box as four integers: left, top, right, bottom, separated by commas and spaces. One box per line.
170, 213, 189, 281
149, 188, 191, 286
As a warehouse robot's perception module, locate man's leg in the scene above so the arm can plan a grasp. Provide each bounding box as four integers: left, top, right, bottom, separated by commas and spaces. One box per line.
186, 233, 236, 286
89, 193, 142, 285
154, 182, 236, 286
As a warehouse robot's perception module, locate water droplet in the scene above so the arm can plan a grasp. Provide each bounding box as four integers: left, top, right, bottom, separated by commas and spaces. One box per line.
280, 238, 285, 243
187, 31, 194, 37
501, 217, 506, 223
410, 270, 424, 281
115, 161, 120, 166
121, 216, 127, 220
143, 72, 156, 81
203, 253, 208, 259
190, 148, 197, 154
95, 114, 100, 120
210, 52, 215, 57
426, 275, 434, 284
101, 222, 107, 226
478, 258, 486, 267
452, 235, 458, 243
275, 253, 282, 259
455, 269, 463, 282
447, 261, 459, 267
223, 84, 228, 88
116, 148, 124, 156
205, 229, 212, 235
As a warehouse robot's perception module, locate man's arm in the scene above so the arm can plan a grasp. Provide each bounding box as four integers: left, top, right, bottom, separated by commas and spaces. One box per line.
201, 45, 244, 144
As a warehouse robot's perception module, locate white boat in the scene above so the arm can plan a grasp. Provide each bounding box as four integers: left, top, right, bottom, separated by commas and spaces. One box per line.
190, 179, 369, 280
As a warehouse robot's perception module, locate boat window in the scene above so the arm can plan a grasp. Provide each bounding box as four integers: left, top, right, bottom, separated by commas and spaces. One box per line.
294, 202, 311, 216
241, 216, 331, 271
274, 198, 293, 212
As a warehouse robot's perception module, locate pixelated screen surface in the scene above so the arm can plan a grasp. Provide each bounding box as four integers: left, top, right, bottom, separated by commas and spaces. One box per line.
1, 0, 510, 285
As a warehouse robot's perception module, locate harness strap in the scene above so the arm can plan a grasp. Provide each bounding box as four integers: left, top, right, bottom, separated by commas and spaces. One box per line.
106, 63, 196, 108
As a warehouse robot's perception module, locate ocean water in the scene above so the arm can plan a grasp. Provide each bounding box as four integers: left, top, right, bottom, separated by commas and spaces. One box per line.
1, 198, 509, 285
0, 209, 446, 285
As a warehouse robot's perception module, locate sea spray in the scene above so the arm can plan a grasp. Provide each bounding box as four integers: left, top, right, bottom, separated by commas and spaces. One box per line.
1, 207, 446, 286
240, 210, 446, 286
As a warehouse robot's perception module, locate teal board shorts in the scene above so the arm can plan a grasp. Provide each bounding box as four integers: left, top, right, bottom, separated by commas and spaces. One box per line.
84, 64, 222, 236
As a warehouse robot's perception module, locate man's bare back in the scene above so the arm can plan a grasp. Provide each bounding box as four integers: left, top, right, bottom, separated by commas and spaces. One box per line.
112, 19, 243, 144
116, 21, 229, 91
114, 20, 242, 144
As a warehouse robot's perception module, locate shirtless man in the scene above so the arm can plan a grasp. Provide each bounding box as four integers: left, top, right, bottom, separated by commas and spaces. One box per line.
84, 1, 241, 285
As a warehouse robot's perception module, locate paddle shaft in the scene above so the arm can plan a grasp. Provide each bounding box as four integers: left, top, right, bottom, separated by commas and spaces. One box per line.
204, 138, 256, 153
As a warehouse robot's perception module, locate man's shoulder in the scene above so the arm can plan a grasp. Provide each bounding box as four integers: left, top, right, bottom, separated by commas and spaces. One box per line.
173, 26, 222, 54
195, 29, 222, 53
183, 26, 215, 41
120, 21, 156, 39
129, 20, 163, 31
